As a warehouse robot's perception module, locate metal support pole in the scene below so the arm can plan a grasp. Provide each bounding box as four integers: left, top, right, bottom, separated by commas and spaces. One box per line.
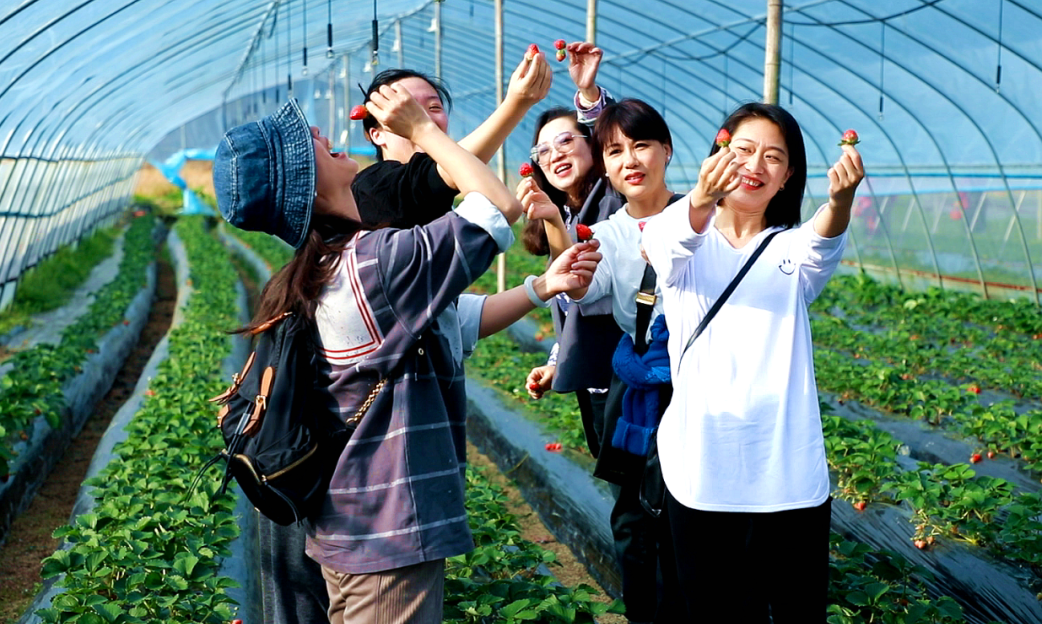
586, 0, 597, 45
435, 2, 443, 80
763, 0, 783, 104
494, 0, 506, 293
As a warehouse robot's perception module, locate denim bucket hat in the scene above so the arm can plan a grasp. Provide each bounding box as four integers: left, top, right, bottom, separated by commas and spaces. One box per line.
213, 100, 315, 249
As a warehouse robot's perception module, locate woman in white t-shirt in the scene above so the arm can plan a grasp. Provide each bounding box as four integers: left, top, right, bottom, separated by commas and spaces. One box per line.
641, 103, 864, 622
566, 98, 686, 623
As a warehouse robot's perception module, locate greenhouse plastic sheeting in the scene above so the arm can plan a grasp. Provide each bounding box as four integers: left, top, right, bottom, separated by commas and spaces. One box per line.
1, 0, 1041, 305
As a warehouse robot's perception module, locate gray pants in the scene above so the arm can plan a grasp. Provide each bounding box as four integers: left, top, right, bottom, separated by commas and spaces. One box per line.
321, 559, 445, 624
258, 517, 329, 623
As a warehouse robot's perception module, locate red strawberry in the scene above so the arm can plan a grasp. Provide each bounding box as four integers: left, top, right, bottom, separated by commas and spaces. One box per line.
545, 442, 562, 452
556, 49, 567, 62
123, 319, 130, 325
839, 129, 860, 146
528, 382, 540, 391
715, 128, 731, 148
526, 44, 540, 60
853, 501, 867, 512
914, 539, 927, 550
519, 162, 534, 178
987, 450, 996, 459
349, 104, 367, 120
970, 453, 982, 464
554, 39, 567, 50
231, 620, 243, 624
576, 224, 593, 241
968, 385, 981, 395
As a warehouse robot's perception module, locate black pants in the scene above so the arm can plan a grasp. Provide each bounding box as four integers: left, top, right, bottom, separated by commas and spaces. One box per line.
258, 516, 329, 623
608, 478, 685, 623
665, 490, 832, 623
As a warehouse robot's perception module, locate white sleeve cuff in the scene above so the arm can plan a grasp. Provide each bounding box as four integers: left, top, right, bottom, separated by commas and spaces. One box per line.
457, 294, 487, 358
455, 192, 516, 253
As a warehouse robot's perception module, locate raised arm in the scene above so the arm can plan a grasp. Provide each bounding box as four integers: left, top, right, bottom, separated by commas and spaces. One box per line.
432, 51, 552, 190
368, 83, 521, 223
814, 144, 865, 238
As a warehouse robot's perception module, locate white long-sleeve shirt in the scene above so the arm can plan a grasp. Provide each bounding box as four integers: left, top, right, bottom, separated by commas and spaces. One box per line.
641, 196, 846, 512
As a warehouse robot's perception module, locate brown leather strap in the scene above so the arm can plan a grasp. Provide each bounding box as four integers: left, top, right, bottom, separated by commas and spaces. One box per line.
209, 351, 256, 405
243, 366, 275, 437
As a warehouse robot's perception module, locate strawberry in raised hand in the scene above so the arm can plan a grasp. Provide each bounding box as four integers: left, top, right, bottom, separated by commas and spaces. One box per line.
576, 223, 593, 242
715, 128, 731, 148
554, 40, 568, 62
525, 43, 540, 61
839, 129, 860, 146
519, 162, 534, 178
349, 104, 367, 120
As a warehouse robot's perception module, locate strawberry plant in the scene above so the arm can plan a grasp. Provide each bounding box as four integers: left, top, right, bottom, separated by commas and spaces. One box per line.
0, 215, 156, 480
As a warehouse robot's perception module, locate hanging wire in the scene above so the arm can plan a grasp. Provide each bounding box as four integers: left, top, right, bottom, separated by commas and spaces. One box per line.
996, 0, 1004, 92
878, 21, 885, 120
287, 0, 293, 96
302, 0, 309, 75
371, 0, 380, 68
327, 0, 334, 58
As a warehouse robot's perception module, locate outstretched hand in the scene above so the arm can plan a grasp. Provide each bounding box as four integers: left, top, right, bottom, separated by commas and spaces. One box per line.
827, 144, 865, 212
544, 240, 601, 294
366, 83, 435, 141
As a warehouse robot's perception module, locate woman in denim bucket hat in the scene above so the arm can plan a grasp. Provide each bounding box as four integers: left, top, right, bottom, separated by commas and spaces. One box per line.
214, 90, 603, 623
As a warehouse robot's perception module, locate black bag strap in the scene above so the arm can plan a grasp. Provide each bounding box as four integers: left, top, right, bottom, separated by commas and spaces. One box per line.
678, 230, 780, 365
634, 263, 658, 355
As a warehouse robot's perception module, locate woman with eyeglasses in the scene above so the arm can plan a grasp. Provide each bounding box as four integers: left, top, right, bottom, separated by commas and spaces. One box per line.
520, 42, 623, 456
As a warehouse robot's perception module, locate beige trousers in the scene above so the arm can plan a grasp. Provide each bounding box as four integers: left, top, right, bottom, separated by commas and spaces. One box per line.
320, 559, 445, 624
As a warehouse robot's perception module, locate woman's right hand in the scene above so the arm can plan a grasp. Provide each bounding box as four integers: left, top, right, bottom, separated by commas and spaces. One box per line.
693, 146, 741, 205
526, 364, 556, 399
517, 177, 564, 223
366, 83, 436, 142
567, 42, 603, 103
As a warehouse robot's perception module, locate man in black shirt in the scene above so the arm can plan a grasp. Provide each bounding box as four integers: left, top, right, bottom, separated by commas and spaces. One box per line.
353, 51, 553, 228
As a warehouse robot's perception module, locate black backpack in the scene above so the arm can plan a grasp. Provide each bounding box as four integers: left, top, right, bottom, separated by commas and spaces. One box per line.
198, 311, 378, 525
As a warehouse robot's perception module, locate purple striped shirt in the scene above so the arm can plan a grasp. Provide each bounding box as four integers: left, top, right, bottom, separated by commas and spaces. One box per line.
305, 193, 513, 574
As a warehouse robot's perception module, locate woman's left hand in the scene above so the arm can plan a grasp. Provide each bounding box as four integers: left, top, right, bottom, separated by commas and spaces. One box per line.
827, 144, 865, 212
545, 240, 601, 293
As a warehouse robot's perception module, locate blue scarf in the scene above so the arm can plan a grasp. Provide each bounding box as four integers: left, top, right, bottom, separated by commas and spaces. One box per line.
611, 316, 671, 456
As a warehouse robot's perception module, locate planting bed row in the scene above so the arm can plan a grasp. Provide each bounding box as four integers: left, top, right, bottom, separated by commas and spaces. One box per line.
0, 215, 160, 545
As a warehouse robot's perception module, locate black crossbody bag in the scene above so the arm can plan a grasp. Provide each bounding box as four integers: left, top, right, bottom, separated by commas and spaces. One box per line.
639, 230, 780, 517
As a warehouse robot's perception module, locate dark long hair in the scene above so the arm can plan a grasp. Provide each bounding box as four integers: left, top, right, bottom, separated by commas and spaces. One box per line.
361, 69, 453, 162
521, 107, 603, 256
237, 217, 362, 335
711, 102, 806, 228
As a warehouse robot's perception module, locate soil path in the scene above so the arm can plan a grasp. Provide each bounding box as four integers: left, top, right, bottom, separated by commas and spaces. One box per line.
0, 246, 177, 624
467, 442, 626, 624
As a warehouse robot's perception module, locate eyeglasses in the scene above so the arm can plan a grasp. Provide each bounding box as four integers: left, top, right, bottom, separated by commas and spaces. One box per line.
530, 132, 587, 166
